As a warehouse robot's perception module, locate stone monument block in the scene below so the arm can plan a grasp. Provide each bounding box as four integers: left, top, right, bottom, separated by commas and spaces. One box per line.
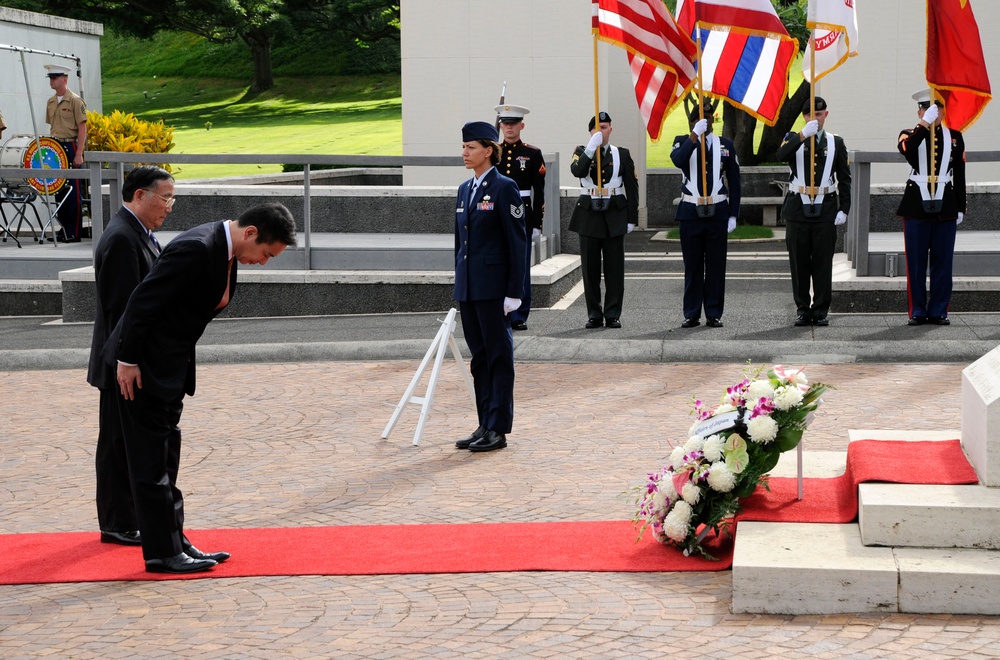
961, 346, 1000, 486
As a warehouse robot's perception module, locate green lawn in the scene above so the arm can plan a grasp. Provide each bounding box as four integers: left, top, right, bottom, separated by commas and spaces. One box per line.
102, 75, 402, 179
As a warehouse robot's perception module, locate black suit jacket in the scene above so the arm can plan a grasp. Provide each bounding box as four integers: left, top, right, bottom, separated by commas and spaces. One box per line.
568, 144, 639, 238
87, 207, 159, 390
103, 222, 237, 401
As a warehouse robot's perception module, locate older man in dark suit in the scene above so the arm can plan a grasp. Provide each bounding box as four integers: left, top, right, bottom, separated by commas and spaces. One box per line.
105, 203, 297, 573
453, 120, 527, 453
87, 165, 174, 547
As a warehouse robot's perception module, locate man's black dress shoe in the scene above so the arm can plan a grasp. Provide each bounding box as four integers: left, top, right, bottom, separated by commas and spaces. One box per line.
468, 430, 507, 452
706, 317, 723, 328
101, 530, 142, 546
794, 315, 812, 327
681, 318, 700, 328
456, 425, 487, 449
605, 318, 621, 328
145, 552, 217, 574
184, 544, 231, 563
585, 318, 603, 329
57, 234, 81, 243
929, 316, 951, 325
511, 320, 528, 331
908, 316, 927, 326
813, 316, 829, 326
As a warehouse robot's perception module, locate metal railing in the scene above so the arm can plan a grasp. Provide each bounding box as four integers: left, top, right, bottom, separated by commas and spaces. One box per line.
80, 151, 562, 270
847, 150, 1000, 276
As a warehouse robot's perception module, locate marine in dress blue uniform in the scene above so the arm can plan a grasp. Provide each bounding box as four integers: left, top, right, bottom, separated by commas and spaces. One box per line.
670, 102, 741, 328
453, 121, 527, 453
776, 97, 852, 327
897, 89, 966, 326
568, 112, 639, 329
495, 104, 546, 331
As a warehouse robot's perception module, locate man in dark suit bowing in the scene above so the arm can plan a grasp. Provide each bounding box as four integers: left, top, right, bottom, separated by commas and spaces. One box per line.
453, 121, 527, 453
87, 165, 175, 547
105, 203, 296, 573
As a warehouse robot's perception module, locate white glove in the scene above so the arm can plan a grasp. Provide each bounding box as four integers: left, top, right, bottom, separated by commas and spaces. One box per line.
585, 132, 603, 155
727, 217, 736, 233
835, 211, 848, 226
503, 297, 521, 315
692, 118, 708, 137
627, 223, 635, 233
957, 212, 964, 225
922, 104, 939, 125
801, 120, 819, 138
532, 227, 541, 238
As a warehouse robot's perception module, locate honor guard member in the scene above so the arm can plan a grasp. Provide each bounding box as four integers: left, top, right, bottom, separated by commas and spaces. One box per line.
569, 111, 639, 329
453, 121, 527, 453
777, 96, 851, 327
495, 103, 546, 332
670, 98, 740, 329
45, 63, 88, 243
897, 89, 966, 326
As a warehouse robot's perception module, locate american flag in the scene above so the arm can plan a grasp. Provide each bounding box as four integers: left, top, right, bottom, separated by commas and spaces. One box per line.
592, 0, 698, 141
676, 0, 799, 126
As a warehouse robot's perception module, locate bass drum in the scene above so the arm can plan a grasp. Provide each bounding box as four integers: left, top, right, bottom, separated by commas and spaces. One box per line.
0, 135, 68, 194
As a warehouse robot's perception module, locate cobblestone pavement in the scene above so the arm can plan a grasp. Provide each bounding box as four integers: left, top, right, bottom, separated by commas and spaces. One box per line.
4, 361, 1000, 658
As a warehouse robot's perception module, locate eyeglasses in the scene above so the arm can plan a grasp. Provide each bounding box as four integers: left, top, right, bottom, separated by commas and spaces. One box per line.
145, 190, 177, 209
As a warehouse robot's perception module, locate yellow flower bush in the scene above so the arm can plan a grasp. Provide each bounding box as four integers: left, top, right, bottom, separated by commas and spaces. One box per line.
86, 110, 175, 171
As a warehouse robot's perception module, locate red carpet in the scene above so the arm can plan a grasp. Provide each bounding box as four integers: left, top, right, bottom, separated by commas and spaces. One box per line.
0, 440, 977, 584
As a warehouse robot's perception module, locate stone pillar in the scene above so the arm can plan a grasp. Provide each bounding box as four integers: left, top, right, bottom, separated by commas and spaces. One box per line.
961, 347, 1000, 486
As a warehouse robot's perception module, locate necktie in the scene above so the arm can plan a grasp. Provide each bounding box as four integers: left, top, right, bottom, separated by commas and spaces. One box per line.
149, 231, 161, 253
469, 183, 478, 209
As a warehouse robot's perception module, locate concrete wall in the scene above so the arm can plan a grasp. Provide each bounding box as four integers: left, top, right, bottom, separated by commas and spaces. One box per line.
0, 7, 103, 142
399, 0, 647, 217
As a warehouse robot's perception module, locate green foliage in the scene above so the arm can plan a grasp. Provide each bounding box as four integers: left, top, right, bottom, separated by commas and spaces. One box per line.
87, 109, 175, 170
663, 225, 775, 240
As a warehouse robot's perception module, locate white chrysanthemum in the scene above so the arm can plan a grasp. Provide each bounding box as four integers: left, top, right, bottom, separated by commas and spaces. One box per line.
681, 481, 702, 505
671, 500, 693, 523
773, 385, 804, 411
651, 488, 669, 510
707, 462, 737, 492
669, 446, 685, 467
662, 516, 689, 543
702, 435, 724, 462
793, 371, 808, 387
683, 435, 705, 454
714, 403, 736, 415
747, 415, 779, 444
746, 379, 775, 403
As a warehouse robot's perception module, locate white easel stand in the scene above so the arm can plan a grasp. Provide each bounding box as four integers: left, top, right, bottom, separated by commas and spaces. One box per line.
381, 308, 477, 446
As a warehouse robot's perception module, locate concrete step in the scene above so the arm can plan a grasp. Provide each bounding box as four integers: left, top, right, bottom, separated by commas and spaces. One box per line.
732, 521, 898, 614
733, 522, 1000, 615
859, 482, 1000, 549
867, 231, 1000, 277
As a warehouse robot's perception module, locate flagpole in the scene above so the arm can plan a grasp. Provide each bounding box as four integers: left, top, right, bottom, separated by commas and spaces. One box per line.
928, 87, 939, 200
695, 22, 708, 205
592, 34, 604, 193
808, 32, 816, 198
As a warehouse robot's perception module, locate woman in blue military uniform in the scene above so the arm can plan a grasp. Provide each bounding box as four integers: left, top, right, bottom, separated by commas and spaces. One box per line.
453, 121, 527, 453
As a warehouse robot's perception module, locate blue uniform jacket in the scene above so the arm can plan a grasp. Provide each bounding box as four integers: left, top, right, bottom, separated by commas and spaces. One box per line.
454, 167, 527, 302
670, 133, 741, 221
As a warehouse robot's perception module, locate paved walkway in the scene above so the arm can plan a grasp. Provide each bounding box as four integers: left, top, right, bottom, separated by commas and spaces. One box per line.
4, 360, 1000, 657
3, 239, 1000, 657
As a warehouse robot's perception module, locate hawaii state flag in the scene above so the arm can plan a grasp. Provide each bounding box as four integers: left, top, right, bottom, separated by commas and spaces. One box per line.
675, 0, 799, 126
927, 0, 992, 132
592, 0, 698, 141
803, 0, 859, 83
